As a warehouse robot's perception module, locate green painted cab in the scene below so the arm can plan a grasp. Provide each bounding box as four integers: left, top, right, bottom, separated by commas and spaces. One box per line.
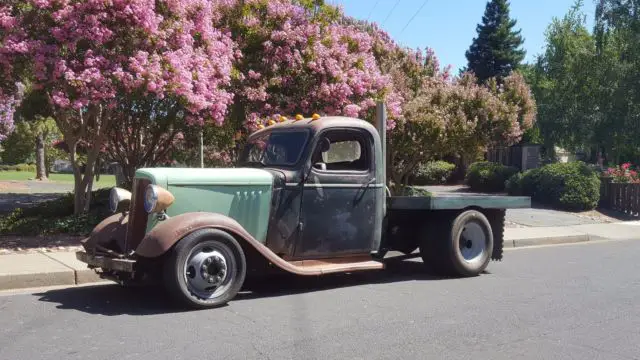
136, 167, 274, 243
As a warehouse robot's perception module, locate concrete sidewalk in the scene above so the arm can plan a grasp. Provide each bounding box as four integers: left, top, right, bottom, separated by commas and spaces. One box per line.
3, 221, 640, 291
0, 251, 105, 291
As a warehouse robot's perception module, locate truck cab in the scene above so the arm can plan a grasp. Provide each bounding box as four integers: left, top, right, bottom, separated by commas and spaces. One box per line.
238, 116, 385, 260
77, 114, 530, 309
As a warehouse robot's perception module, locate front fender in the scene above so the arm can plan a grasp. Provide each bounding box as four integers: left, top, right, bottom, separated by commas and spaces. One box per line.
81, 212, 129, 254
135, 212, 264, 258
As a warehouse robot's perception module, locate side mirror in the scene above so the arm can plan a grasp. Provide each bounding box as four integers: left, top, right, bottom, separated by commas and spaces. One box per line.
314, 162, 327, 171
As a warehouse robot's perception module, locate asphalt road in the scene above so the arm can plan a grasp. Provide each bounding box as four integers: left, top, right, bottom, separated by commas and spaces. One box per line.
1, 240, 640, 360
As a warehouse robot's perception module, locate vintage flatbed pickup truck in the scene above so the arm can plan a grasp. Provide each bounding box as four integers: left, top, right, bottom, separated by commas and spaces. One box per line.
77, 104, 530, 309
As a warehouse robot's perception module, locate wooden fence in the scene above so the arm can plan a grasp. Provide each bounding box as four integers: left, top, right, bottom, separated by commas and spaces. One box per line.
600, 177, 640, 216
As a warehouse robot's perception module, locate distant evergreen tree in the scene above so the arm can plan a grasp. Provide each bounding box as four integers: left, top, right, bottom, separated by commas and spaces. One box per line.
465, 0, 526, 82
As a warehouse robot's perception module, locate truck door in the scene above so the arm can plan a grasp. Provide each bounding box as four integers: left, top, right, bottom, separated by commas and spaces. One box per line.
295, 127, 379, 258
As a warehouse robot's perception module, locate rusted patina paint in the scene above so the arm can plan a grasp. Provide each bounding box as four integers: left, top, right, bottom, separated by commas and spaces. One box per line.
134, 212, 384, 275
81, 212, 129, 255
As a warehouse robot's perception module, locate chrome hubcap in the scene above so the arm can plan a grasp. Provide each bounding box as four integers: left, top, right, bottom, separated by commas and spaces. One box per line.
184, 242, 235, 300
459, 221, 487, 264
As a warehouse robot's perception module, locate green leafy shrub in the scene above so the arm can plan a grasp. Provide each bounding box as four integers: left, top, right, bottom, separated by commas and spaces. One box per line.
0, 188, 111, 236
400, 187, 432, 197
0, 163, 36, 172
506, 161, 600, 211
412, 161, 456, 185
465, 161, 519, 193
505, 172, 524, 195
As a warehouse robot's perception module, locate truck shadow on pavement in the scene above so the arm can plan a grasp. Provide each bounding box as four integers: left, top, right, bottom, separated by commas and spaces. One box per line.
34, 255, 487, 316
236, 256, 462, 302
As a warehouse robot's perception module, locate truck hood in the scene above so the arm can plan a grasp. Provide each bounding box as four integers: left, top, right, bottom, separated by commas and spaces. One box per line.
135, 167, 274, 188
134, 167, 275, 243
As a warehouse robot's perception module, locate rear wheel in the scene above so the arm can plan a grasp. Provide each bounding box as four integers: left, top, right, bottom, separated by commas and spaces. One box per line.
164, 228, 246, 309
420, 210, 493, 276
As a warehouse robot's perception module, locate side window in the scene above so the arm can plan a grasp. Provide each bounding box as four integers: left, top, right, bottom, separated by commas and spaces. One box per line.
323, 141, 361, 164
315, 130, 370, 172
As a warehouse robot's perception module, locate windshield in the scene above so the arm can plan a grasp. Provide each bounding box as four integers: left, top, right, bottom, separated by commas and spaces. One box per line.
239, 130, 309, 167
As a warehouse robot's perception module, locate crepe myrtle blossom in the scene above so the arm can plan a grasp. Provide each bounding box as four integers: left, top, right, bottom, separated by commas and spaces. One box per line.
226, 0, 400, 130
11, 0, 237, 126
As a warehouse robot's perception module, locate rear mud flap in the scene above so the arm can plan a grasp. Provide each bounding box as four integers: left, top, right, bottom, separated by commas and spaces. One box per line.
489, 210, 505, 261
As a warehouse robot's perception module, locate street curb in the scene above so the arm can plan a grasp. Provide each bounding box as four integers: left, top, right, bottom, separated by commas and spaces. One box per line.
507, 234, 591, 248
40, 251, 105, 285
0, 271, 76, 291
0, 253, 76, 291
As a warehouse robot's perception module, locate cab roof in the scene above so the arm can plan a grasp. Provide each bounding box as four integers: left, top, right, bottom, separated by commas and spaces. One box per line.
248, 116, 380, 139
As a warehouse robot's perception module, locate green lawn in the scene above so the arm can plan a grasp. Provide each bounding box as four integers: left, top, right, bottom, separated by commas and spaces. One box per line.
0, 171, 116, 188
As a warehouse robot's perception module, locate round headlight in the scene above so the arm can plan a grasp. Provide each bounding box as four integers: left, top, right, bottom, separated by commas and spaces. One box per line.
143, 184, 175, 214
144, 185, 159, 213
109, 188, 119, 213
109, 187, 132, 213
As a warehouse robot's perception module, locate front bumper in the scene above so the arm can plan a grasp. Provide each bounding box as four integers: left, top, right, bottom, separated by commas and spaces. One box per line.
76, 251, 136, 273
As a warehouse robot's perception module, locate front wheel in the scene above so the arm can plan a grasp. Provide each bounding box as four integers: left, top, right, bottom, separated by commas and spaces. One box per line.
421, 210, 493, 277
164, 228, 247, 309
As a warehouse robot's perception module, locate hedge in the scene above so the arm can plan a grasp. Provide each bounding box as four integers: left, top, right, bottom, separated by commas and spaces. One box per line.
0, 163, 36, 172
411, 160, 456, 185
506, 161, 600, 211
465, 161, 519, 193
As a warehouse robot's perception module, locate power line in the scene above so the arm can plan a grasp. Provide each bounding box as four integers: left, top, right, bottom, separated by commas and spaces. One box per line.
382, 0, 401, 25
399, 0, 430, 35
366, 0, 381, 21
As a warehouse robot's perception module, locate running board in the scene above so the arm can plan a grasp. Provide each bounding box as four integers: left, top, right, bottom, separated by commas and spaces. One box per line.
287, 256, 385, 274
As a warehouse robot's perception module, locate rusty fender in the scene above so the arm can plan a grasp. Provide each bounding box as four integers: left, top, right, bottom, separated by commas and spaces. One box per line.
81, 212, 129, 253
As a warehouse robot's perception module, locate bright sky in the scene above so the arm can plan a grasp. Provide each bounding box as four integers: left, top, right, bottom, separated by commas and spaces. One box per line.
328, 0, 596, 72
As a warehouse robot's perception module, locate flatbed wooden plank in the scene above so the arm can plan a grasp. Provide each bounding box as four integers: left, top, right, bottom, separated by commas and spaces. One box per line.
388, 194, 531, 210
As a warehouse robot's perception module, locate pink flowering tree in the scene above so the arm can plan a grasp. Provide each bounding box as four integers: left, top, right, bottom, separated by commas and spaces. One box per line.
2, 0, 235, 213
0, 3, 30, 140
219, 0, 399, 132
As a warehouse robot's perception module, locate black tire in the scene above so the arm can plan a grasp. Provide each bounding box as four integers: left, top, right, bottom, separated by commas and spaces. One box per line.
420, 210, 493, 277
163, 228, 247, 309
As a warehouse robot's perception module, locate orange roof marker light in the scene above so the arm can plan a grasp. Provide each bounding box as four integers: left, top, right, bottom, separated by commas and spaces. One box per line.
267, 119, 276, 126
311, 113, 320, 120
279, 115, 287, 122
295, 114, 304, 121
257, 124, 265, 129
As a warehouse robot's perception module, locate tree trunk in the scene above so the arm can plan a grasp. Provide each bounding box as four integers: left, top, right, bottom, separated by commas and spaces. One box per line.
35, 133, 47, 180
69, 142, 86, 215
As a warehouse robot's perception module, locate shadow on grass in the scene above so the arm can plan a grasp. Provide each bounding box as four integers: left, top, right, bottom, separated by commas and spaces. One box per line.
594, 206, 639, 221
0, 193, 67, 214
34, 256, 463, 316
0, 234, 83, 250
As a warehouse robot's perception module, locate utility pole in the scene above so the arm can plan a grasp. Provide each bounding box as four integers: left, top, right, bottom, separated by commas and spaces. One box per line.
375, 101, 387, 213
199, 129, 204, 168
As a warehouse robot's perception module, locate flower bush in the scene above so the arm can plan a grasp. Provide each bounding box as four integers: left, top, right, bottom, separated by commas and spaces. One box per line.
604, 163, 640, 183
